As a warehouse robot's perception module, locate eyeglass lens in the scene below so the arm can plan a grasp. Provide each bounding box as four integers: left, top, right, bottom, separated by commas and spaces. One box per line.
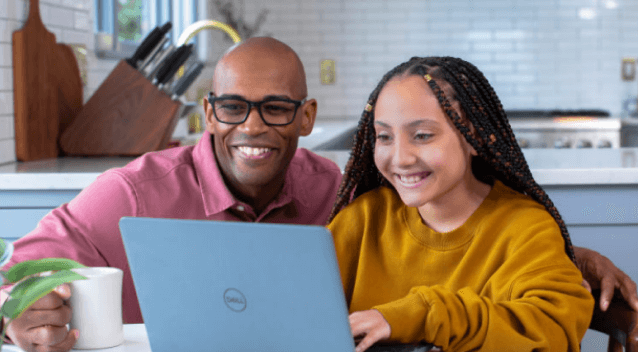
213, 98, 297, 125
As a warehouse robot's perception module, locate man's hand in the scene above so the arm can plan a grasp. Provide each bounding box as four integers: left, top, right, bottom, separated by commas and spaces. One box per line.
349, 309, 391, 352
573, 246, 638, 312
3, 284, 79, 352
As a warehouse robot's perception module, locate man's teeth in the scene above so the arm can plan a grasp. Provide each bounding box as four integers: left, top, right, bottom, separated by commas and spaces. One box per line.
238, 146, 271, 156
398, 175, 423, 184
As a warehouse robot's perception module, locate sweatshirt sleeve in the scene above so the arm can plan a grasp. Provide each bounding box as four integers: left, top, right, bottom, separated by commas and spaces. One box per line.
372, 222, 594, 352
2, 170, 138, 270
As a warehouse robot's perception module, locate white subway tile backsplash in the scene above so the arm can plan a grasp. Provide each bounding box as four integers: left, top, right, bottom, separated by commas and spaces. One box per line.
495, 30, 528, 40
0, 19, 17, 43
343, 1, 386, 11
495, 73, 536, 83
62, 29, 90, 44
0, 91, 12, 115
299, 1, 341, 12
472, 19, 513, 30
0, 68, 12, 90
467, 31, 493, 41
0, 0, 636, 142
473, 42, 514, 52
0, 138, 15, 164
0, 0, 26, 21
74, 11, 90, 30
62, 0, 87, 9
0, 43, 10, 66
494, 52, 535, 62
46, 5, 75, 28
0, 115, 13, 139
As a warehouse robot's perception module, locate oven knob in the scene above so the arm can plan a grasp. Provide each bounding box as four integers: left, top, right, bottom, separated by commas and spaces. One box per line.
597, 140, 612, 148
517, 138, 530, 148
576, 140, 592, 148
554, 139, 571, 148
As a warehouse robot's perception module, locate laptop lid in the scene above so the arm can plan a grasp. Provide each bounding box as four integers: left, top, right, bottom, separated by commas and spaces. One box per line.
119, 217, 356, 352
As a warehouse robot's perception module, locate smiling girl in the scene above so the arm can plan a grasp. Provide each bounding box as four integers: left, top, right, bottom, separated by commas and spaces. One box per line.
327, 57, 593, 352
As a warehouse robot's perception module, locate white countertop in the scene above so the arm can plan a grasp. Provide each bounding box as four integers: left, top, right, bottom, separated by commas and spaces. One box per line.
1, 324, 150, 352
3, 148, 638, 189
5, 116, 638, 189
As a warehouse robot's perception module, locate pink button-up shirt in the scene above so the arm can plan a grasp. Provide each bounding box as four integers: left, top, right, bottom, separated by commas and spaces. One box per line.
4, 132, 342, 323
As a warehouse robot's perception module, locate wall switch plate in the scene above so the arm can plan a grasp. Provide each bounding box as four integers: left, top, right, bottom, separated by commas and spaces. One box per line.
622, 57, 636, 81
321, 59, 336, 85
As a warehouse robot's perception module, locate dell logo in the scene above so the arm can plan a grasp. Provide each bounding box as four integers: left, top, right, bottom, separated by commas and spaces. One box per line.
223, 288, 247, 312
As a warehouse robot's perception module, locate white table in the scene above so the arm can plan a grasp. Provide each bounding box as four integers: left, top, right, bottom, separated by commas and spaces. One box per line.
1, 325, 150, 352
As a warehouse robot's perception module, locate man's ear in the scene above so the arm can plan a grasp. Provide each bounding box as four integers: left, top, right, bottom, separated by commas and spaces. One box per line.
203, 94, 217, 134
299, 99, 317, 137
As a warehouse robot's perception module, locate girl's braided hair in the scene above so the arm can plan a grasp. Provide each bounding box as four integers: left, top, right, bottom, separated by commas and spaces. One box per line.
327, 56, 575, 261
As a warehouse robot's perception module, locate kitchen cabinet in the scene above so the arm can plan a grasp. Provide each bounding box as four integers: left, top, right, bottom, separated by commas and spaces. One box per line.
0, 157, 133, 242
0, 190, 80, 241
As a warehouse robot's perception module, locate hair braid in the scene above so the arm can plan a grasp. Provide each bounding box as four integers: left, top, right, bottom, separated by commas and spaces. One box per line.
328, 56, 575, 262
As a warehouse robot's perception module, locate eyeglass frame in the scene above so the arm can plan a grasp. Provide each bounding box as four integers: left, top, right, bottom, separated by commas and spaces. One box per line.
207, 92, 308, 126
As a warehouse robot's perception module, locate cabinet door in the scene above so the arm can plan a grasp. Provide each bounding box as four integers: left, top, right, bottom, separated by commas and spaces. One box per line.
0, 190, 81, 242
545, 185, 638, 352
1, 209, 55, 242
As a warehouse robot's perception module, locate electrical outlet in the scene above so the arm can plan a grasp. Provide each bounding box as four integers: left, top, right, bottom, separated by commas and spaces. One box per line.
622, 57, 636, 81
321, 59, 336, 85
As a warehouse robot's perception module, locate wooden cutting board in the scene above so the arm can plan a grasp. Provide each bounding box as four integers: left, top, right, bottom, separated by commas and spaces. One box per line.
12, 0, 61, 161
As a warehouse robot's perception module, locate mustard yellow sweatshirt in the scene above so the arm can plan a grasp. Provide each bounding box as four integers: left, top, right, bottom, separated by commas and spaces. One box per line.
327, 180, 594, 351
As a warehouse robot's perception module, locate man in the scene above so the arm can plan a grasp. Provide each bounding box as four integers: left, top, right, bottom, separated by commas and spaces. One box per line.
1, 37, 637, 352
2, 37, 341, 351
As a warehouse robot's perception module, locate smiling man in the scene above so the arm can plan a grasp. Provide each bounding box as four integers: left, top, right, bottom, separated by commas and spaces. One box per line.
205, 38, 322, 215
1, 37, 342, 352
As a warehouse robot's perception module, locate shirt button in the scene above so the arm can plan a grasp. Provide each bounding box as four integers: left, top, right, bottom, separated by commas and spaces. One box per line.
237, 205, 245, 211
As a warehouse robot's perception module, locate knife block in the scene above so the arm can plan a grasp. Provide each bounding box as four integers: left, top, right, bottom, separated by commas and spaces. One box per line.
60, 60, 181, 156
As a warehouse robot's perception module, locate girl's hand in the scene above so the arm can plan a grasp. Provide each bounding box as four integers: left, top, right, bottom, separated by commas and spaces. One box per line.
349, 309, 391, 352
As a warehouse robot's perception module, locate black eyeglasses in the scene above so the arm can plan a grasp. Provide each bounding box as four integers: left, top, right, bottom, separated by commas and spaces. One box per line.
207, 93, 307, 126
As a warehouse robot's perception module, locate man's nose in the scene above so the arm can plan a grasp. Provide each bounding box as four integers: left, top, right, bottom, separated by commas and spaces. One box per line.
239, 107, 269, 135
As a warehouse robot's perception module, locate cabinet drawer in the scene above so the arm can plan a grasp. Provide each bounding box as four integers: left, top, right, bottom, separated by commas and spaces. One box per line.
0, 208, 55, 242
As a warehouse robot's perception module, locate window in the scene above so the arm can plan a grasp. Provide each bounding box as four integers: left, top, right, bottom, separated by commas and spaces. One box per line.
95, 0, 199, 59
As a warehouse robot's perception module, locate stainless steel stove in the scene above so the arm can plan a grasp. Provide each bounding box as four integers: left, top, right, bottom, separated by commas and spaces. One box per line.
507, 110, 621, 149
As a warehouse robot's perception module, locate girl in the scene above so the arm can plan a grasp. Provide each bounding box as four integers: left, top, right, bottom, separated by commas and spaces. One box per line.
327, 57, 594, 352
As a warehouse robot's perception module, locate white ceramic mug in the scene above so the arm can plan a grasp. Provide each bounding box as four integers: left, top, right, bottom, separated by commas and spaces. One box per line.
69, 267, 124, 350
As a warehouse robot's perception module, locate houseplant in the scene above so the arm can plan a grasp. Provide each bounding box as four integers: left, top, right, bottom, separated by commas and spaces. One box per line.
0, 238, 86, 349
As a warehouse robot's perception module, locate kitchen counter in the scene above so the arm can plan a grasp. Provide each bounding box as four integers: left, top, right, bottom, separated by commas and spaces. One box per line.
4, 148, 638, 189
0, 157, 134, 190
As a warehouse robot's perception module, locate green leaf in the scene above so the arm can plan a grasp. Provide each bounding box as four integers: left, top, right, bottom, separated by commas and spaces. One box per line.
2, 270, 86, 321
0, 239, 13, 268
7, 276, 42, 300
4, 258, 86, 283
0, 298, 19, 319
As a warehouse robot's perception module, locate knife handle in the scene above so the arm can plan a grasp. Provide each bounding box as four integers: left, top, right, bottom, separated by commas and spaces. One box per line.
155, 44, 194, 88
145, 44, 175, 80
126, 26, 160, 69
171, 61, 205, 99
138, 36, 170, 72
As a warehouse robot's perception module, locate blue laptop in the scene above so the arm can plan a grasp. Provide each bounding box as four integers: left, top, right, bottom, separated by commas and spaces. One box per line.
118, 217, 356, 352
